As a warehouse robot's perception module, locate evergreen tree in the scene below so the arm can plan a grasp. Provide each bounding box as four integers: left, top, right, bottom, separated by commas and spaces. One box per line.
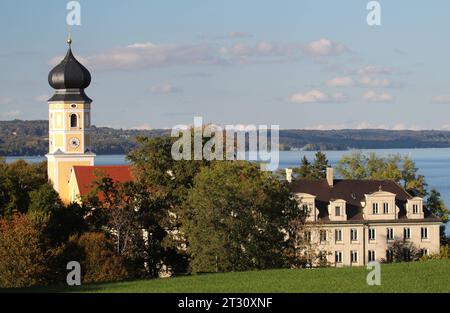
311, 152, 330, 179
293, 156, 312, 179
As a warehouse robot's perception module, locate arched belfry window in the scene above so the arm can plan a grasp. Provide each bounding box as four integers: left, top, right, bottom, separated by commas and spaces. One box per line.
70, 113, 78, 128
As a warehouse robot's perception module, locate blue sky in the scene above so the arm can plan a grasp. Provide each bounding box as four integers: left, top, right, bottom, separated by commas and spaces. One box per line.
1, 0, 450, 130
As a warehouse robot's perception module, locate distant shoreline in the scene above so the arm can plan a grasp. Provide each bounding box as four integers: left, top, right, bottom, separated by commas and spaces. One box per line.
3, 120, 450, 156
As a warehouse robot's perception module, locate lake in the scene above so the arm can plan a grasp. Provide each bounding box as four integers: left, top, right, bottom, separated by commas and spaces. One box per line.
5, 148, 450, 233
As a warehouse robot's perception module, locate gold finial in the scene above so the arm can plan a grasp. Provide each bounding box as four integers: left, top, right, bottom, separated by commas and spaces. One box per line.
67, 31, 72, 46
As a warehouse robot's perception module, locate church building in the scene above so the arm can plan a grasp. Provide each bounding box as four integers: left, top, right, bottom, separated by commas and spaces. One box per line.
46, 38, 131, 204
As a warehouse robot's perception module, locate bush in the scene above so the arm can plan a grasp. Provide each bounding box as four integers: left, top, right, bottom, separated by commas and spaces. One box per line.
0, 213, 52, 288
64, 232, 128, 284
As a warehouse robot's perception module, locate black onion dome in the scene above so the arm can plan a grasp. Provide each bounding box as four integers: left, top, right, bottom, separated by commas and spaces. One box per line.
48, 47, 91, 90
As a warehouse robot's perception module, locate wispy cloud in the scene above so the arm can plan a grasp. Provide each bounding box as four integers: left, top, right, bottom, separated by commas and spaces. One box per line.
34, 94, 49, 102
358, 76, 392, 88
356, 65, 395, 76
326, 76, 354, 87
432, 95, 450, 103
289, 89, 348, 104
51, 38, 349, 71
131, 123, 153, 130
301, 39, 347, 57
148, 84, 182, 94
362, 90, 394, 102
217, 31, 253, 39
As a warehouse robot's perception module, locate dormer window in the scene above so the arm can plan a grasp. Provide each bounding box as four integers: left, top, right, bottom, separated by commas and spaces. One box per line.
70, 113, 78, 128
302, 204, 309, 215
372, 203, 379, 214
413, 204, 419, 214
383, 202, 389, 214
335, 206, 341, 216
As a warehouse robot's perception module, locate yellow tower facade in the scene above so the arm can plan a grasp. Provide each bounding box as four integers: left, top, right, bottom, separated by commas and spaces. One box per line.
46, 39, 95, 204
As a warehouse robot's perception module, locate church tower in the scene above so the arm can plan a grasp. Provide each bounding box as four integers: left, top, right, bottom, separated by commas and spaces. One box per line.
46, 37, 95, 204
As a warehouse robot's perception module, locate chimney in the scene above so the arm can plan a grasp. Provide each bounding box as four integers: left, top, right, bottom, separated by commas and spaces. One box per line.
326, 167, 334, 187
285, 168, 293, 183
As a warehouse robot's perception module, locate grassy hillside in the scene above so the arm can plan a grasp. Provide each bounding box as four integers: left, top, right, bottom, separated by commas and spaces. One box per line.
16, 260, 450, 293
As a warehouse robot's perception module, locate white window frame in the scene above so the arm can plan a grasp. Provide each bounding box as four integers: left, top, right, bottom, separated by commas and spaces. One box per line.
413, 204, 419, 214
421, 227, 428, 239
335, 206, 341, 217
403, 227, 411, 240
368, 228, 376, 241
350, 228, 358, 241
335, 251, 342, 264
383, 202, 389, 214
304, 230, 311, 242
368, 250, 376, 262
335, 229, 342, 242
372, 202, 379, 214
320, 230, 327, 242
387, 227, 394, 241
350, 251, 358, 263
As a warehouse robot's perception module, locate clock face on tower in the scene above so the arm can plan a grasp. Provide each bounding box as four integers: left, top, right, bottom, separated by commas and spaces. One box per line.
70, 137, 80, 149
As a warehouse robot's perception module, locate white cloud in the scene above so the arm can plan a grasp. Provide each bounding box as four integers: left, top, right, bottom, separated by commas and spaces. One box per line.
50, 38, 349, 71
131, 123, 153, 130
302, 39, 346, 57
357, 66, 394, 76
148, 84, 182, 94
358, 76, 392, 88
219, 41, 292, 58
70, 42, 221, 71
1, 110, 20, 119
327, 76, 354, 87
432, 95, 450, 103
362, 90, 394, 102
49, 55, 89, 67
35, 94, 49, 102
227, 31, 252, 38
306, 123, 347, 130
289, 89, 347, 104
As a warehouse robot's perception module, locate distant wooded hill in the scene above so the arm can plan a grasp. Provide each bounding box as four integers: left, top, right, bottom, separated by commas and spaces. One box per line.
2, 120, 450, 156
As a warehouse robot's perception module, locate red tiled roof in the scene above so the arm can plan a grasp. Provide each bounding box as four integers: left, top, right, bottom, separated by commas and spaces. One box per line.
73, 165, 133, 197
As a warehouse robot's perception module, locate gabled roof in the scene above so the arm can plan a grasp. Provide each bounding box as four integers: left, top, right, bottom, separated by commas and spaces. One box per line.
72, 165, 133, 197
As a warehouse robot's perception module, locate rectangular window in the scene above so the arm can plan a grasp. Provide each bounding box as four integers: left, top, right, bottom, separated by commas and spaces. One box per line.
304, 231, 311, 242
372, 203, 379, 214
302, 204, 309, 214
421, 227, 428, 239
421, 249, 428, 257
350, 251, 358, 263
403, 227, 411, 240
383, 202, 389, 214
368, 250, 376, 262
335, 229, 342, 242
350, 228, 358, 241
368, 228, 376, 241
413, 204, 419, 214
335, 251, 342, 263
335, 206, 341, 216
320, 230, 327, 242
387, 228, 394, 240
386, 249, 394, 262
